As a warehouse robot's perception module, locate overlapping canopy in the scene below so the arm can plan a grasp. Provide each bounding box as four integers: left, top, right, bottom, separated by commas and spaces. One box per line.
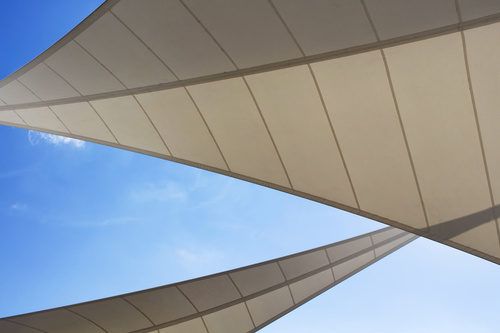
0, 227, 415, 333
0, 0, 499, 263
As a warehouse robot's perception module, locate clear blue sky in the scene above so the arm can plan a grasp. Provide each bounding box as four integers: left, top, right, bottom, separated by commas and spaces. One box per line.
0, 2, 498, 332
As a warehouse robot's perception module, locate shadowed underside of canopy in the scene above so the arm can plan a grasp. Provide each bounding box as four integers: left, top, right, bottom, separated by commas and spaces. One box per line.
0, 227, 416, 333
0, 0, 499, 264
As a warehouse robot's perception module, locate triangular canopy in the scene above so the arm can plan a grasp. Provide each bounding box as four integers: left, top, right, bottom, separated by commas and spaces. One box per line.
0, 227, 415, 333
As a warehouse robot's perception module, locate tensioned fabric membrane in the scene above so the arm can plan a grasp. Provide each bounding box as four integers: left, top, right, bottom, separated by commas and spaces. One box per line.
0, 227, 415, 333
0, 0, 499, 264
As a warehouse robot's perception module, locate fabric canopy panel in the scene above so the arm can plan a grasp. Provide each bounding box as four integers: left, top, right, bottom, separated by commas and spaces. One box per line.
1, 0, 499, 264
0, 227, 416, 333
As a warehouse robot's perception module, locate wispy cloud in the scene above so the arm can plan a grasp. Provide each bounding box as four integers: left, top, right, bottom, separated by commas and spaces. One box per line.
28, 131, 85, 149
10, 202, 27, 211
129, 182, 188, 203
82, 217, 141, 227
48, 216, 141, 228
0, 167, 32, 179
193, 180, 234, 209
175, 247, 224, 269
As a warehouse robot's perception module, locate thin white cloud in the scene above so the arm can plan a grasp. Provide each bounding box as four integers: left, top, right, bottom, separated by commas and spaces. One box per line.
0, 167, 32, 179
10, 202, 27, 211
49, 216, 141, 228
28, 130, 85, 149
86, 217, 141, 227
175, 248, 223, 268
130, 182, 188, 203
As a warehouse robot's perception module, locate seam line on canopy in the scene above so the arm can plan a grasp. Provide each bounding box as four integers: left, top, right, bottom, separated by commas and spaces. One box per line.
43, 62, 83, 97
360, 0, 431, 229
48, 105, 72, 134
276, 259, 289, 278
200, 318, 210, 333
121, 298, 160, 333
286, 283, 297, 305
379, 51, 430, 229
175, 285, 199, 313
308, 65, 361, 210
65, 308, 108, 333
12, 110, 28, 126
109, 10, 177, 81
227, 274, 244, 299
3, 319, 49, 333
368, 233, 377, 260
243, 300, 257, 330
242, 76, 293, 188
226, 274, 257, 329
72, 40, 128, 90
132, 95, 172, 156
184, 88, 231, 171
178, 0, 238, 69
269, 0, 361, 208
173, 286, 210, 333
16, 79, 42, 102
455, 0, 500, 249
88, 101, 120, 144
324, 248, 337, 281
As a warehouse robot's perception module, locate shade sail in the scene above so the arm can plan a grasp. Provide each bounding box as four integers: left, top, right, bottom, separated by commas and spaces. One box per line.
0, 227, 416, 333
0, 0, 499, 264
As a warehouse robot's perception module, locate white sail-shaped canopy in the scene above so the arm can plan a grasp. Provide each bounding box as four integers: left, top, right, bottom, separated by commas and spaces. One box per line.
1, 0, 499, 263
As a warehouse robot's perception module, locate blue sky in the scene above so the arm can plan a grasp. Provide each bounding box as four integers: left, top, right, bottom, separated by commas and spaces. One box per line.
0, 2, 498, 332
